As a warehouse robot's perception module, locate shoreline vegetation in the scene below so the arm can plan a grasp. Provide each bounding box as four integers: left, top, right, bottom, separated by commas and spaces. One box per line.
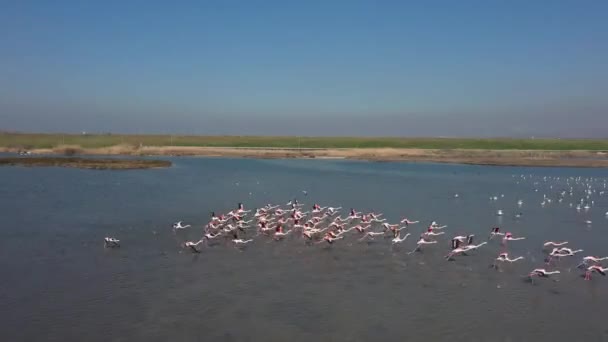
0, 157, 172, 170
1, 133, 608, 168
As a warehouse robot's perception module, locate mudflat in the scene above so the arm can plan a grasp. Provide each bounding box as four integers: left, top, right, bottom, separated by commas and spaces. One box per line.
0, 157, 172, 170
2, 145, 608, 168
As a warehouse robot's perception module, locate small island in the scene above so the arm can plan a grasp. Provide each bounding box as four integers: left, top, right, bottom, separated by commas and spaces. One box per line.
0, 157, 171, 170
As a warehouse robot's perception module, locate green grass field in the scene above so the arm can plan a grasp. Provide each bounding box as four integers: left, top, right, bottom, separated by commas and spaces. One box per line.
1, 133, 608, 150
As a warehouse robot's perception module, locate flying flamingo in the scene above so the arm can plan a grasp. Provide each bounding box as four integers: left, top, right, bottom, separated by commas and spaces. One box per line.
502, 233, 525, 246
104, 237, 120, 248
543, 241, 568, 248
492, 252, 524, 269
184, 239, 205, 253
488, 227, 504, 240
576, 256, 608, 269
173, 221, 191, 230
584, 265, 608, 280
528, 269, 560, 283
408, 236, 438, 254
445, 242, 487, 260
391, 233, 411, 244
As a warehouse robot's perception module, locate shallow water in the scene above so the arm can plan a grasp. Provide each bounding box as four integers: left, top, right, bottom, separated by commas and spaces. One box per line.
1, 157, 608, 341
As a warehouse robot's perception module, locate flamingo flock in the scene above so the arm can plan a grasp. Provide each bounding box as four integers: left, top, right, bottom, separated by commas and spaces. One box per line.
102, 173, 608, 285
103, 195, 607, 284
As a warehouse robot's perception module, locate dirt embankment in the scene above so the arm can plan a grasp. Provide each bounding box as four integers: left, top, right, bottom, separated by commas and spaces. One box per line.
2, 145, 608, 168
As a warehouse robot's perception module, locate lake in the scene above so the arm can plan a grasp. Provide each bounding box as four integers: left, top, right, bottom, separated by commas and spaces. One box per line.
1, 157, 608, 341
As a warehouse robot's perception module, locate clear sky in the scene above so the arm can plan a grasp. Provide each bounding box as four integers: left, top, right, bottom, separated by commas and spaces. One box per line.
1, 1, 607, 137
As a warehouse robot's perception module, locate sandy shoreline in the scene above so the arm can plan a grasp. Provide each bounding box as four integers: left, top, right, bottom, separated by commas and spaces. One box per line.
2, 145, 608, 168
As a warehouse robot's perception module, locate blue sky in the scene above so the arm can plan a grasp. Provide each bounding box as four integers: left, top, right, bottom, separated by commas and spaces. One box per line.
1, 1, 607, 137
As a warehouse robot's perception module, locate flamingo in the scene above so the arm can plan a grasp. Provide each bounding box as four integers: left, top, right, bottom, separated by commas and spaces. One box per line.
584, 265, 608, 280
400, 218, 419, 225
358, 231, 385, 241
445, 242, 487, 260
488, 227, 504, 240
502, 233, 525, 245
408, 236, 438, 254
528, 269, 560, 282
318, 232, 344, 245
232, 239, 253, 245
451, 235, 474, 249
104, 237, 120, 248
173, 221, 191, 230
546, 247, 583, 264
496, 253, 524, 263
543, 241, 568, 248
576, 256, 608, 268
391, 233, 411, 244
184, 239, 205, 253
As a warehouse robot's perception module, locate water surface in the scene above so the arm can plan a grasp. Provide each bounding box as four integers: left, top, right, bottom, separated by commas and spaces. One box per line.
1, 157, 608, 341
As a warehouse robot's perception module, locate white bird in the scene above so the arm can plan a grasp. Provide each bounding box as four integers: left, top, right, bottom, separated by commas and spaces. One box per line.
104, 237, 120, 247
232, 239, 253, 245
173, 221, 191, 230
429, 221, 447, 230
318, 234, 344, 245
359, 231, 385, 241
552, 247, 583, 256
352, 224, 371, 233
547, 248, 584, 264
381, 223, 400, 231
408, 236, 438, 254
489, 227, 505, 239
335, 227, 357, 237
529, 269, 560, 278
274, 230, 293, 240
184, 240, 204, 253
451, 235, 475, 249
502, 233, 525, 244
203, 232, 221, 240
584, 265, 608, 280
326, 207, 341, 215
496, 209, 504, 216
235, 202, 249, 211
391, 233, 411, 244
576, 256, 608, 268
445, 242, 487, 260
400, 218, 419, 225
264, 204, 279, 210
543, 241, 568, 248
495, 253, 524, 263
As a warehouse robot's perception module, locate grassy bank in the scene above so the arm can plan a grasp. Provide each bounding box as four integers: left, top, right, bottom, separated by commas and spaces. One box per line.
0, 157, 171, 170
1, 132, 608, 150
